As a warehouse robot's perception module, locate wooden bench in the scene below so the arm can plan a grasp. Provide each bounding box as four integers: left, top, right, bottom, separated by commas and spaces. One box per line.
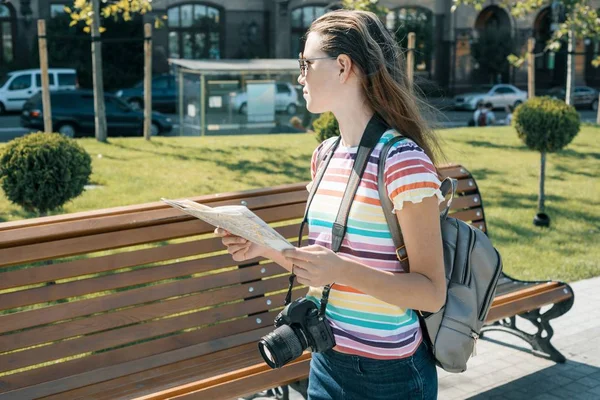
0, 164, 574, 400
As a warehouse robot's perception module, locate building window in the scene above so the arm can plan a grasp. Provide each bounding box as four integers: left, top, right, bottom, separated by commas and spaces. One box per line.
0, 4, 14, 65
50, 3, 69, 18
290, 5, 327, 58
167, 3, 221, 59
387, 7, 434, 75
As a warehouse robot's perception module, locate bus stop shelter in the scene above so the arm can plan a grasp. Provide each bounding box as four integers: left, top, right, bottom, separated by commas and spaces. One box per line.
168, 59, 304, 136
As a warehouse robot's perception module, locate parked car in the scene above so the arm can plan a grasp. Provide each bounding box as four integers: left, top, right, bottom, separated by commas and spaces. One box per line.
21, 90, 172, 137
232, 82, 300, 115
115, 74, 177, 112
454, 84, 527, 111
539, 86, 598, 111
0, 68, 77, 114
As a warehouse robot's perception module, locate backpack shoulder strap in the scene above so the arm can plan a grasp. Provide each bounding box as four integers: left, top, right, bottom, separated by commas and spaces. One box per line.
377, 136, 457, 272
377, 135, 409, 271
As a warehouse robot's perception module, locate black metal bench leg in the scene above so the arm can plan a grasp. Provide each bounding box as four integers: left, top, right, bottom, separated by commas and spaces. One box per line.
481, 296, 574, 364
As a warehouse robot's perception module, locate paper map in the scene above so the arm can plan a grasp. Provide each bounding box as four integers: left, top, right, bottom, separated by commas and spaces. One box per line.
161, 198, 295, 252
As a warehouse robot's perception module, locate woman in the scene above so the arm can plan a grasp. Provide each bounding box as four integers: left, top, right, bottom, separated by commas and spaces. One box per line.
216, 10, 446, 400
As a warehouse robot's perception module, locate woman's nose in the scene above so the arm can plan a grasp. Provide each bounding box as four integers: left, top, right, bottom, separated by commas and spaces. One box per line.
297, 73, 305, 85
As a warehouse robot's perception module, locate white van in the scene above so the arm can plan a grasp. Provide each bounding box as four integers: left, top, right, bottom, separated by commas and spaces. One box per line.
0, 68, 77, 114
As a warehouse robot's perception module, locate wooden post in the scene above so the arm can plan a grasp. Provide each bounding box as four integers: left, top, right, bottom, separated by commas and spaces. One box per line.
407, 32, 416, 87
178, 68, 184, 136
37, 20, 52, 134
565, 30, 575, 106
143, 23, 152, 140
527, 37, 535, 99
91, 0, 107, 142
200, 74, 206, 136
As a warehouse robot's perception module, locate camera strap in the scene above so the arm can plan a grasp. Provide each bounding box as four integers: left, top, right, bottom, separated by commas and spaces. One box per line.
285, 114, 390, 317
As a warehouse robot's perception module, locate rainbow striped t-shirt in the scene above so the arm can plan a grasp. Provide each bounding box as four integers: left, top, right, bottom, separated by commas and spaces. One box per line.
305, 130, 443, 360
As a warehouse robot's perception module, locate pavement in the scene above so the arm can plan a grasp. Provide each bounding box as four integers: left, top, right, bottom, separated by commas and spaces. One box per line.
245, 276, 600, 400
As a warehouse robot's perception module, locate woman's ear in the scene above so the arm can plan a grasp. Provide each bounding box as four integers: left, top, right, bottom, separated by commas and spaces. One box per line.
337, 55, 352, 83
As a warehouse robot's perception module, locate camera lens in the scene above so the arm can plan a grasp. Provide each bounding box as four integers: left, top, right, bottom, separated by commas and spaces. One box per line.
258, 324, 305, 369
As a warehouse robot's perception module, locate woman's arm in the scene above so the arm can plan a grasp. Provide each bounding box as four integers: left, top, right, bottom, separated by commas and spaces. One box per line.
283, 195, 446, 313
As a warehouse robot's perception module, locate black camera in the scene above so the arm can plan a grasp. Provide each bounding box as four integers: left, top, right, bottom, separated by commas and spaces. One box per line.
258, 297, 336, 369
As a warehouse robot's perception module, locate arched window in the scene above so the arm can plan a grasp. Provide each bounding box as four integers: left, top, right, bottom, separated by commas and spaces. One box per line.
386, 7, 434, 75
0, 4, 15, 65
290, 5, 327, 58
167, 3, 222, 60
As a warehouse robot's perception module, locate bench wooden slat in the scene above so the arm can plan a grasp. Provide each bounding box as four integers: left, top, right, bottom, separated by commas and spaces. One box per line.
472, 220, 486, 232
437, 165, 470, 179
0, 263, 291, 334
0, 203, 307, 268
447, 208, 484, 223
455, 178, 478, 194
38, 343, 267, 400
448, 194, 482, 211
0, 223, 303, 292
0, 189, 309, 249
0, 266, 291, 353
158, 357, 311, 400
0, 326, 277, 399
487, 285, 572, 323
0, 220, 206, 269
492, 282, 560, 306
0, 182, 309, 233
0, 292, 288, 374
1, 253, 237, 310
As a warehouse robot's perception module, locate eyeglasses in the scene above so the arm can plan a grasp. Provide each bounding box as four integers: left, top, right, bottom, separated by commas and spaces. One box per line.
298, 56, 337, 77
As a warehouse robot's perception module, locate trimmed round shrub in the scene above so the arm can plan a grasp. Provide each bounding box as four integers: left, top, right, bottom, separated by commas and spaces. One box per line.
312, 111, 340, 143
513, 96, 580, 153
0, 132, 92, 214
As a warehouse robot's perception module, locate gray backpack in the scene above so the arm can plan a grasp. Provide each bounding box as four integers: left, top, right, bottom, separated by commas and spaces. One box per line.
378, 135, 503, 373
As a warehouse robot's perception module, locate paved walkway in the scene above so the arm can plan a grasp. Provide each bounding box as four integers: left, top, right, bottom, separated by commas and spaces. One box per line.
248, 276, 600, 400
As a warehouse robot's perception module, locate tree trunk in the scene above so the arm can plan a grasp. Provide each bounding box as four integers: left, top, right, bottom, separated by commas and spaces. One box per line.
538, 151, 546, 213
596, 93, 600, 125
143, 23, 152, 141
565, 29, 575, 106
91, 0, 107, 142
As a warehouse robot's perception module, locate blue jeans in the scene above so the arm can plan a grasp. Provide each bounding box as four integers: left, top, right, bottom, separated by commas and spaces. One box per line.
307, 340, 438, 400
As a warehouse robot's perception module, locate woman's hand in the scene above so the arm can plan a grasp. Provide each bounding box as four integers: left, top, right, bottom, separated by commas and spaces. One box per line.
282, 245, 346, 287
214, 228, 269, 262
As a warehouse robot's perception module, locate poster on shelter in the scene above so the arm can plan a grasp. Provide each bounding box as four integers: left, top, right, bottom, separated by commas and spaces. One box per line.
247, 82, 275, 123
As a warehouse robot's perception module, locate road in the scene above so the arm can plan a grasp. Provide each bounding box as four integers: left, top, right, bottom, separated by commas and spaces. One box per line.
1, 108, 597, 143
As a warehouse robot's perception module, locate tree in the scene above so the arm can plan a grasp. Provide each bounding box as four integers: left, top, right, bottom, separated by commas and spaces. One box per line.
512, 96, 580, 227
341, 0, 389, 20
456, 1, 600, 113
65, 0, 155, 142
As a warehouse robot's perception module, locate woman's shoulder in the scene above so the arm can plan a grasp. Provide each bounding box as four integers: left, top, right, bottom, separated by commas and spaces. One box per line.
379, 131, 431, 162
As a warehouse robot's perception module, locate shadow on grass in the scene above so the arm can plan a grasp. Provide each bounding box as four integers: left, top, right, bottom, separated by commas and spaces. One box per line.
471, 168, 502, 181
464, 140, 528, 152
108, 141, 312, 181
0, 208, 41, 223
557, 148, 600, 161
553, 163, 598, 179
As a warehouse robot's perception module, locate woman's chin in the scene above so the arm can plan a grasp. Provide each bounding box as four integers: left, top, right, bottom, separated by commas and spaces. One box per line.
305, 102, 326, 114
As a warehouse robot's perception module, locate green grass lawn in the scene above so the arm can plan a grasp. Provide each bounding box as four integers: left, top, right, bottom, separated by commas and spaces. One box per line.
0, 126, 598, 283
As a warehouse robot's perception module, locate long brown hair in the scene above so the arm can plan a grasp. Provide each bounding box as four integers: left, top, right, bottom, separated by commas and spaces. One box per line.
307, 10, 446, 165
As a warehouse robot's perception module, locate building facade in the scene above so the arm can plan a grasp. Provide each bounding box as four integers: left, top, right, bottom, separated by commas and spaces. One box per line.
2, 0, 600, 93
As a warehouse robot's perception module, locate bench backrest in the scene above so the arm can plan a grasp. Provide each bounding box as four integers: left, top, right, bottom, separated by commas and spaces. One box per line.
0, 164, 484, 398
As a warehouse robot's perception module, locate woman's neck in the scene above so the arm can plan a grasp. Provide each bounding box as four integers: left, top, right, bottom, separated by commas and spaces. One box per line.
333, 106, 375, 148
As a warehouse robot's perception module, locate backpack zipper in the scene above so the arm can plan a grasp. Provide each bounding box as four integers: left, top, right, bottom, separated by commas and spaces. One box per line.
471, 331, 479, 357
462, 227, 475, 285
478, 249, 503, 320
